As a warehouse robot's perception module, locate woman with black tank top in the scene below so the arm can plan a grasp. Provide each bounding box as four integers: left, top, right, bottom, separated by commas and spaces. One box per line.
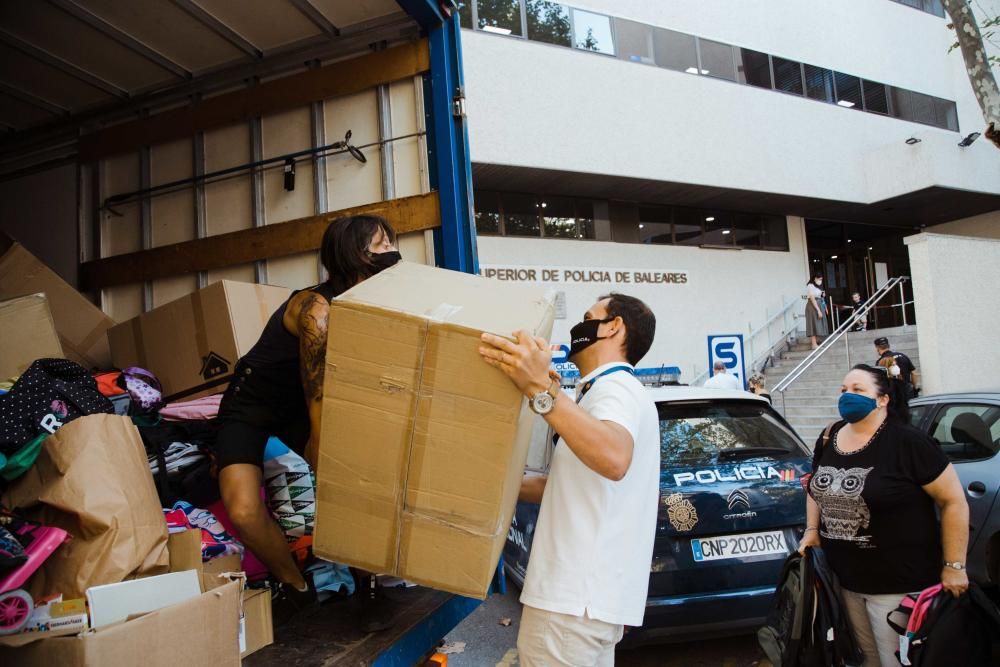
215, 215, 400, 625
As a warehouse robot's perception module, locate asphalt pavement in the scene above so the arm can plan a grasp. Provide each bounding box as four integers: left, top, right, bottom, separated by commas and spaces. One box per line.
443, 587, 770, 667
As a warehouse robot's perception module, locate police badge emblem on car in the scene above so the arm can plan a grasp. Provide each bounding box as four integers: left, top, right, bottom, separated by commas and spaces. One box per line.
665, 493, 699, 531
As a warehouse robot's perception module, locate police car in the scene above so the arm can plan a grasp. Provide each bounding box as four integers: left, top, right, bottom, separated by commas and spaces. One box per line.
503, 386, 810, 644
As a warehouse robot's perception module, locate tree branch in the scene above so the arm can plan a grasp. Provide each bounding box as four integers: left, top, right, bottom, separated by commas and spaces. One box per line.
943, 0, 1000, 148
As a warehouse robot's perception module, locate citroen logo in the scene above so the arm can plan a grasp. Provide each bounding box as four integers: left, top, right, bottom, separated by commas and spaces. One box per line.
727, 489, 750, 511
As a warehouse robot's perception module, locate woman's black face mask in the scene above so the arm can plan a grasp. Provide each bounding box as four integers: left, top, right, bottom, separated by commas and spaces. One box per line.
569, 317, 614, 359
367, 250, 402, 274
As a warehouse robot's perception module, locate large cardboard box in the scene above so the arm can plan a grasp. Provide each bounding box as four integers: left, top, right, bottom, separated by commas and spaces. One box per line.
167, 529, 273, 658
0, 293, 64, 379
0, 580, 241, 666
313, 262, 554, 598
108, 280, 291, 401
0, 240, 115, 370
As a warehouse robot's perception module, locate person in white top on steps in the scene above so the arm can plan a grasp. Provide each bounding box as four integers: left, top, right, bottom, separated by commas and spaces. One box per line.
703, 360, 742, 390
479, 293, 659, 667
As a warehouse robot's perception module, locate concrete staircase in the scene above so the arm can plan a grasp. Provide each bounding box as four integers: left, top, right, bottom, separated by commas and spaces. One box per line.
765, 325, 920, 447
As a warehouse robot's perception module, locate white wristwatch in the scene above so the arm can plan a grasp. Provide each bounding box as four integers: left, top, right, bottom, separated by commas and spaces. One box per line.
943, 561, 965, 571
529, 379, 560, 416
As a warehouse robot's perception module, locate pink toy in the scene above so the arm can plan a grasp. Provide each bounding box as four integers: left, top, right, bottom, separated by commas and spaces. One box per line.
0, 517, 70, 636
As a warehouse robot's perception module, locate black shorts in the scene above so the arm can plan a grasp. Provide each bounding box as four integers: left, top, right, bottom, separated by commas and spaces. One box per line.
214, 362, 310, 470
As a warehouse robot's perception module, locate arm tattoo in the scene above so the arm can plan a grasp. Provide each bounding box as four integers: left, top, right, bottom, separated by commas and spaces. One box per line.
298, 292, 329, 404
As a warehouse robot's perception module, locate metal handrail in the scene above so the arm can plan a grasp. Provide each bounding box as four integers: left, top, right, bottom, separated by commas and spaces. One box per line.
692, 296, 801, 386
773, 276, 910, 403
747, 296, 801, 375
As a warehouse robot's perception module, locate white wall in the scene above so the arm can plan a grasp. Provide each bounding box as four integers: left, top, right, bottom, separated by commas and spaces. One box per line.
478, 217, 810, 382
462, 2, 1000, 204
905, 232, 1000, 393
0, 164, 79, 286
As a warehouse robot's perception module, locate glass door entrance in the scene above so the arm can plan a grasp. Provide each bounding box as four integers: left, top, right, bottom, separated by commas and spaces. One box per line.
805, 220, 916, 329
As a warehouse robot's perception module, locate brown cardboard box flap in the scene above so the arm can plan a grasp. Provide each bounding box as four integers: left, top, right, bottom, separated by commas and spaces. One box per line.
315, 262, 554, 598
0, 242, 114, 369
0, 293, 64, 379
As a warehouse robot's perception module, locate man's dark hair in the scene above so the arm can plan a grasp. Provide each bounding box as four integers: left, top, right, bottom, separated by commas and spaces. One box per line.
320, 215, 397, 292
599, 293, 656, 366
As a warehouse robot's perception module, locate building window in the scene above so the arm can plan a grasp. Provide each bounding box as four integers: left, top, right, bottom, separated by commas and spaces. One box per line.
862, 80, 890, 114
834, 72, 863, 109
474, 190, 597, 240
541, 196, 579, 238
889, 0, 945, 18
891, 87, 938, 125
698, 38, 736, 81
761, 215, 789, 249
502, 192, 540, 236
653, 27, 697, 72
731, 213, 764, 246
638, 205, 673, 244
478, 0, 523, 36
738, 49, 772, 89
474, 190, 501, 235
772, 57, 804, 96
673, 207, 706, 246
526, 0, 571, 46
459, 2, 958, 132
804, 64, 835, 102
571, 8, 614, 54
613, 18, 654, 64
458, 1, 473, 29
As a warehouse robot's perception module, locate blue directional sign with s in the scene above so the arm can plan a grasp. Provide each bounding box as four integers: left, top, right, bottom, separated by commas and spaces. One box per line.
707, 334, 746, 389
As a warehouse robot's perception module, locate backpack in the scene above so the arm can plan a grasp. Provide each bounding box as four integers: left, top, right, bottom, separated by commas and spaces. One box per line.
0, 358, 114, 456
888, 582, 1000, 666
758, 551, 815, 666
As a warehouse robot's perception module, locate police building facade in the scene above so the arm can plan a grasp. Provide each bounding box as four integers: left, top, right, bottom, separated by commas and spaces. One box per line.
459, 0, 1000, 384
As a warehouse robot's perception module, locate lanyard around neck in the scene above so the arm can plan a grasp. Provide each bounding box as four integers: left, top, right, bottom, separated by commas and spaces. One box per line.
576, 365, 634, 403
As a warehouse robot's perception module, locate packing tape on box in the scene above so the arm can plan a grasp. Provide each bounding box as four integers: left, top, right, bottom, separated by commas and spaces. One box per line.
191, 290, 210, 362
58, 320, 113, 369
254, 285, 273, 325
425, 303, 463, 323
130, 318, 149, 369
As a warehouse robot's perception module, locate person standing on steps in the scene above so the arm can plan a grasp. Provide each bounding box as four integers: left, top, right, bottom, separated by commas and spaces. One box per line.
479, 293, 659, 667
873, 336, 919, 401
805, 274, 829, 349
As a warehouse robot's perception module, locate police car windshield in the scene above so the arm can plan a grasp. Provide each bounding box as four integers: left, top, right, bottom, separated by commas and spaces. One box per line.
658, 401, 803, 466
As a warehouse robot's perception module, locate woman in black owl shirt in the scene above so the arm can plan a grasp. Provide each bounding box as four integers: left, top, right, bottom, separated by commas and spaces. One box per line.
798, 364, 968, 667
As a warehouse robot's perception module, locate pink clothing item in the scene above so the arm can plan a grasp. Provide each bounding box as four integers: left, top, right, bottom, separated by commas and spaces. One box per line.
207, 492, 269, 581
160, 393, 224, 421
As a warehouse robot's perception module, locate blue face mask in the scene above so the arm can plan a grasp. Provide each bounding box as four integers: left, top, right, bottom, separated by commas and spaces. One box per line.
838, 392, 878, 423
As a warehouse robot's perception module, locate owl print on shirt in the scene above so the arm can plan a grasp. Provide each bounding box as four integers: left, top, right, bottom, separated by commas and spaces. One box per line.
811, 466, 875, 544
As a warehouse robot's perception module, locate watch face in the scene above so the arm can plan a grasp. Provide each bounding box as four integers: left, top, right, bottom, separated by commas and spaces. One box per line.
533, 392, 554, 414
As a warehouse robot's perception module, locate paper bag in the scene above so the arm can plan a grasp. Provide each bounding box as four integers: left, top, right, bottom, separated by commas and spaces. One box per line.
2, 414, 169, 598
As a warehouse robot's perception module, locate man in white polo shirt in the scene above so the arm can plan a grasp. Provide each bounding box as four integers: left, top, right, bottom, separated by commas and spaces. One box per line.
479, 293, 659, 666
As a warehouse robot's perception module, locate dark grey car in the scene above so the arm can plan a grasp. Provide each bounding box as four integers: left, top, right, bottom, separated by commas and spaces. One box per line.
908, 391, 1000, 588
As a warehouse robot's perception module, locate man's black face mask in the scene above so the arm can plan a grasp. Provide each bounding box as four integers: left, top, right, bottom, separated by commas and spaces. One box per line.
568, 317, 614, 359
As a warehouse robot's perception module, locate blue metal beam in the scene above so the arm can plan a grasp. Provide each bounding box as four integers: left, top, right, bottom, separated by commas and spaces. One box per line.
397, 1, 478, 275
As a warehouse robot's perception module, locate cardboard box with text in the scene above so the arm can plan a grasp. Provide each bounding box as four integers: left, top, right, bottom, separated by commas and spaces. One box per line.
313, 262, 554, 598
108, 280, 290, 401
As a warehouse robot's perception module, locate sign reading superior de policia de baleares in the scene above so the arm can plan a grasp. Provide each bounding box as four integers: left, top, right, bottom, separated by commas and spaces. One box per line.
480, 265, 689, 286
